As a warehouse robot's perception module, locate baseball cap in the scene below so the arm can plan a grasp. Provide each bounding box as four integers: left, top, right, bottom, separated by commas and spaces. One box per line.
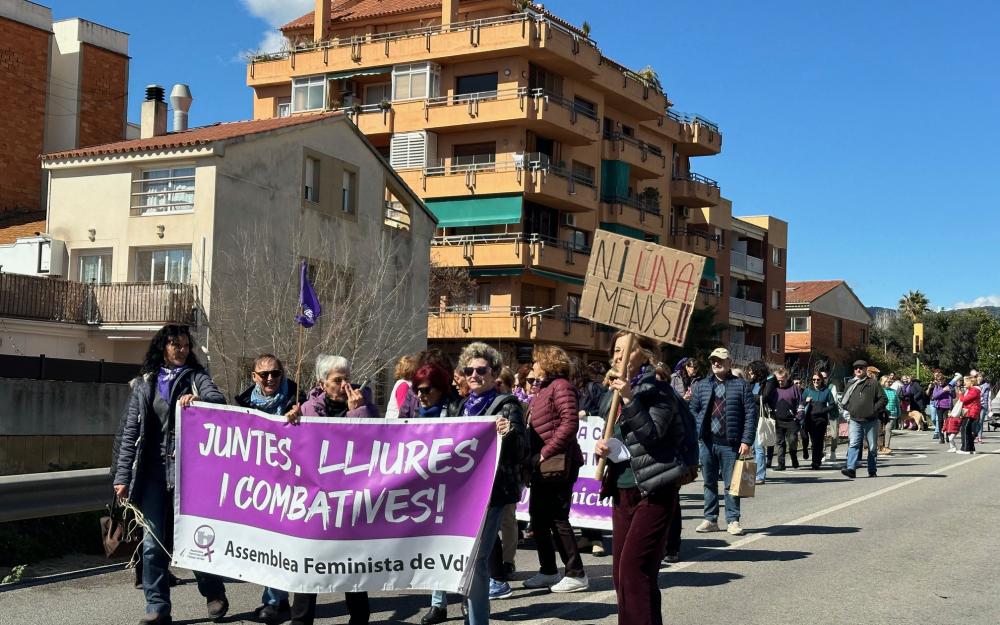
852, 360, 868, 369
709, 347, 730, 361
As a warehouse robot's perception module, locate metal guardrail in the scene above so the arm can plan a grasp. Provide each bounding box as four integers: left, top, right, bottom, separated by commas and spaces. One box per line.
0, 468, 111, 523
673, 171, 719, 188
665, 109, 721, 132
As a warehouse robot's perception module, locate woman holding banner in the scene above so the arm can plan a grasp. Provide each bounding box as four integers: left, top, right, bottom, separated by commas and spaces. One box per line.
595, 331, 697, 625
112, 325, 229, 625
524, 345, 589, 593
294, 354, 377, 625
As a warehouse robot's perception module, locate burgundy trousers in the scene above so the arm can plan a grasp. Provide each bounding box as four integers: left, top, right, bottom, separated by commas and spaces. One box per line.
612, 486, 677, 625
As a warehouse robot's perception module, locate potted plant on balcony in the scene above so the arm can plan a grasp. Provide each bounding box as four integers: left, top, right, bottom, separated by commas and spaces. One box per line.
350, 102, 363, 116
636, 65, 663, 92
581, 21, 591, 37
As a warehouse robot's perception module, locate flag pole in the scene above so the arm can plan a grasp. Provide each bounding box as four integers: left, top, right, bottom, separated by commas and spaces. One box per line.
294, 306, 305, 396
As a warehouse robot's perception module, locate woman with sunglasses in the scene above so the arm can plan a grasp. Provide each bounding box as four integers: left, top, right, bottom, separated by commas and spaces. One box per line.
234, 354, 302, 624
801, 372, 837, 470
670, 357, 700, 403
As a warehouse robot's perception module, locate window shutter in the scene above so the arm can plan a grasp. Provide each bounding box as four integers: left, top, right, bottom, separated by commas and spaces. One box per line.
390, 131, 429, 170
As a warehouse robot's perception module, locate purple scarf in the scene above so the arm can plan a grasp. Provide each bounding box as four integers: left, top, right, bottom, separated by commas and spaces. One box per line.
157, 365, 188, 400
464, 388, 498, 416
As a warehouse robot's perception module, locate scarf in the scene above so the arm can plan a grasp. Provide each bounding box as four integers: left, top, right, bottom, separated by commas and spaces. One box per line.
157, 365, 188, 400
514, 387, 531, 403
323, 395, 350, 419
250, 377, 289, 415
419, 403, 446, 418
464, 388, 498, 417
629, 364, 649, 388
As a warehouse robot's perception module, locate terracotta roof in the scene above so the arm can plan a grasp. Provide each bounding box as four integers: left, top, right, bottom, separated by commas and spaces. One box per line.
785, 280, 843, 304
282, 0, 447, 30
42, 112, 343, 161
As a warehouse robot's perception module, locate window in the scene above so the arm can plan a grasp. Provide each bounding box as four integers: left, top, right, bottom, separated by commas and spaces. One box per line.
390, 131, 436, 170
861, 329, 868, 344
528, 63, 563, 95
771, 289, 781, 310
834, 318, 843, 348
276, 98, 291, 118
566, 294, 581, 320
620, 124, 635, 138
571, 161, 595, 186
341, 169, 357, 214
785, 316, 808, 332
133, 167, 195, 215
455, 72, 498, 98
467, 283, 491, 311
363, 83, 392, 106
772, 246, 784, 267
570, 229, 588, 251
573, 96, 597, 120
135, 248, 191, 284
452, 142, 496, 171
771, 333, 781, 353
79, 252, 112, 284
304, 157, 320, 202
292, 75, 326, 112
392, 62, 440, 101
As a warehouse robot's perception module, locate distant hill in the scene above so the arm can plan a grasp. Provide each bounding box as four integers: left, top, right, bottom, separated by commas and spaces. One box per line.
867, 306, 1000, 319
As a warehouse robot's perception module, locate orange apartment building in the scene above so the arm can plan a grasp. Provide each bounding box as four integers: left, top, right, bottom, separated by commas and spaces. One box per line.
785, 280, 871, 376
245, 0, 787, 365
0, 1, 129, 244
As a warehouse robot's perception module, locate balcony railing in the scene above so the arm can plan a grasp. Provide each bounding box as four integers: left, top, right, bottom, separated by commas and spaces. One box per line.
728, 342, 762, 364
531, 89, 599, 121
0, 272, 197, 326
602, 129, 664, 158
665, 110, 720, 132
672, 171, 719, 188
730, 251, 765, 276
729, 296, 763, 320
432, 232, 590, 254
602, 194, 661, 215
427, 304, 591, 337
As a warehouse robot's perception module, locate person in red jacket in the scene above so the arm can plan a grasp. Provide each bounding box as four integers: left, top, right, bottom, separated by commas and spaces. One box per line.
523, 345, 589, 593
958, 375, 981, 454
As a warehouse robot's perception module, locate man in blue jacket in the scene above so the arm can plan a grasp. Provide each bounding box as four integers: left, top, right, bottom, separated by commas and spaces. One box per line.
689, 347, 758, 536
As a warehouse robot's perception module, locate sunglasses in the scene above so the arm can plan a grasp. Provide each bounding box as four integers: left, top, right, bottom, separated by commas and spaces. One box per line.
255, 369, 283, 379
462, 366, 491, 377
526, 377, 539, 386
812, 378, 822, 383
415, 386, 434, 395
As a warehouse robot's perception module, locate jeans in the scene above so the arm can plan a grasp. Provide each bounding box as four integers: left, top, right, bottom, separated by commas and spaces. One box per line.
137, 475, 226, 616
846, 419, 879, 475
262, 586, 289, 607
466, 504, 505, 625
698, 442, 740, 523
528, 479, 585, 577
753, 441, 767, 481
828, 414, 841, 456
612, 487, 676, 625
933, 407, 949, 438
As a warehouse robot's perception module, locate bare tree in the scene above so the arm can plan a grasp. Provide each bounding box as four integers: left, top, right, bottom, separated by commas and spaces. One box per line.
428, 263, 476, 308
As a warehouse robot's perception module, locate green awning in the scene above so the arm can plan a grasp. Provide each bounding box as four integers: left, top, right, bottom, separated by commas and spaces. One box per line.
327, 66, 392, 80
426, 195, 522, 228
470, 267, 524, 278
531, 268, 585, 286
702, 257, 716, 280
599, 222, 647, 240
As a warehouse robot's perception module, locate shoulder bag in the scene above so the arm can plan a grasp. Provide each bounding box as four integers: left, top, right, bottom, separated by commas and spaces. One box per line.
756, 396, 776, 447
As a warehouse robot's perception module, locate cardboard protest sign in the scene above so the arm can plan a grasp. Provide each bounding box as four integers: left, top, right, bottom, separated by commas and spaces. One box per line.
517, 416, 612, 530
580, 230, 706, 346
172, 403, 499, 594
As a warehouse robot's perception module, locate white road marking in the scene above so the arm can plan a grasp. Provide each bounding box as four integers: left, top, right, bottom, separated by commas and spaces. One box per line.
522, 450, 995, 624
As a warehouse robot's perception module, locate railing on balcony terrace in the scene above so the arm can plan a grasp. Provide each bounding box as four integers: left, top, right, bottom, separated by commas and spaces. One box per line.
729, 296, 763, 320
601, 193, 661, 215
730, 251, 765, 276
432, 232, 591, 254
728, 343, 762, 364
602, 130, 665, 158
0, 273, 197, 325
671, 227, 723, 247
424, 87, 525, 116
530, 89, 600, 121
665, 110, 721, 133
672, 171, 719, 188
428, 304, 591, 336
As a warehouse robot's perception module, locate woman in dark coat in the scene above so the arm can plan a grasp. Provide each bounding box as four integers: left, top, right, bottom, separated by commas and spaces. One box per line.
112, 325, 227, 625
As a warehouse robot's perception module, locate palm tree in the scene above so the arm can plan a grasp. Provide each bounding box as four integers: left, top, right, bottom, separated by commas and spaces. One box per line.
898, 290, 930, 320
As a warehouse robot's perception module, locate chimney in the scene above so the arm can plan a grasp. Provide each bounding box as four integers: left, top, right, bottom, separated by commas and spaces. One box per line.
314, 0, 331, 42
169, 84, 193, 132
140, 85, 168, 138
442, 0, 458, 27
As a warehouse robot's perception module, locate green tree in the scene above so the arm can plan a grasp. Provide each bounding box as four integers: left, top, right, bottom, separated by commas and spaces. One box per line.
898, 290, 930, 320
938, 309, 988, 374
661, 305, 727, 367
976, 315, 1000, 383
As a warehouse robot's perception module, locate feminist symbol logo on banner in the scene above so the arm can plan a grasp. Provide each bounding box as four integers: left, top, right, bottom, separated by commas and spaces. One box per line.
193, 525, 216, 562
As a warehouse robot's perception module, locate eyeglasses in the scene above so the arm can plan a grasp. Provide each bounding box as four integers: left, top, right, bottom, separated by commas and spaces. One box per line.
854, 367, 865, 371
526, 377, 539, 386
462, 366, 491, 377
415, 386, 434, 395
811, 378, 822, 383
254, 370, 283, 379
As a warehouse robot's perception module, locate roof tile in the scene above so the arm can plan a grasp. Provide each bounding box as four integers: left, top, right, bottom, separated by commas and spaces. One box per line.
785, 280, 843, 304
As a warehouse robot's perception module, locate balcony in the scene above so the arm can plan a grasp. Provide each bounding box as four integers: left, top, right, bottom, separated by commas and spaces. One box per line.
729, 296, 764, 324
525, 157, 599, 213
431, 233, 589, 278
593, 56, 667, 120
669, 110, 723, 156
671, 172, 721, 207
344, 103, 394, 136
0, 273, 197, 326
601, 195, 663, 235
427, 305, 593, 347
730, 251, 765, 281
728, 342, 762, 365
602, 130, 667, 179
670, 227, 723, 257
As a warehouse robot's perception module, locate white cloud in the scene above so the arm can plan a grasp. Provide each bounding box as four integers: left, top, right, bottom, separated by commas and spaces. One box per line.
235, 0, 312, 60
952, 295, 1000, 309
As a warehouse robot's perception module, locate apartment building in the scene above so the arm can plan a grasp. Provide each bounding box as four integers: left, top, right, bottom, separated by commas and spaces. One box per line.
0, 0, 129, 243
784, 280, 871, 376
246, 0, 787, 364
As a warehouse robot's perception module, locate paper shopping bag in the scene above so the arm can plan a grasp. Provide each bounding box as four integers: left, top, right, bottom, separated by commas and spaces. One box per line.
728, 457, 756, 498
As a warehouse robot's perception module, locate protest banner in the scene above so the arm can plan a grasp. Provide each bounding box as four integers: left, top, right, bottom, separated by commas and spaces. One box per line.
516, 415, 612, 530
171, 403, 500, 595
579, 229, 706, 346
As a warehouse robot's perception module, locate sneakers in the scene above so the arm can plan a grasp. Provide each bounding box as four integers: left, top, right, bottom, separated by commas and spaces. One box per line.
138, 613, 171, 625
206, 596, 229, 622
727, 521, 744, 536
420, 606, 448, 625
754, 479, 766, 485
932, 433, 940, 440
591, 542, 606, 557
947, 447, 957, 453
662, 553, 680, 564
840, 468, 856, 479
522, 572, 561, 589
695, 520, 720, 533
489, 579, 513, 600
550, 575, 589, 593
957, 450, 971, 455
255, 601, 290, 624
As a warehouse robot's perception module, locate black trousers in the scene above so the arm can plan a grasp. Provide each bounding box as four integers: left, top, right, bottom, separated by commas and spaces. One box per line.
290, 592, 368, 625
528, 478, 585, 577
806, 418, 828, 468
960, 417, 977, 452
665, 489, 681, 556
769, 420, 800, 468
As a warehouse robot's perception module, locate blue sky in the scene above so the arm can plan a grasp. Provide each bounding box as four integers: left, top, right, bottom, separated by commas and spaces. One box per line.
51, 0, 999, 310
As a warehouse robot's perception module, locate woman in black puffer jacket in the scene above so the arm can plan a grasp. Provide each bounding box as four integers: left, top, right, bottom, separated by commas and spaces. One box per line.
596, 332, 697, 625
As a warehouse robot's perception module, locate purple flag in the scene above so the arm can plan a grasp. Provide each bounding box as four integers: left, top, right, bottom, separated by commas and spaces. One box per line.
294, 260, 321, 328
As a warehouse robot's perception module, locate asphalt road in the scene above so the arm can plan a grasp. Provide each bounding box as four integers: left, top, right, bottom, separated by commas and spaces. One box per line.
3, 430, 998, 625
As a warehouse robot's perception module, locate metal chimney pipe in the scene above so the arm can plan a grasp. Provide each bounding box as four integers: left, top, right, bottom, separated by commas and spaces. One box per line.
169, 84, 193, 132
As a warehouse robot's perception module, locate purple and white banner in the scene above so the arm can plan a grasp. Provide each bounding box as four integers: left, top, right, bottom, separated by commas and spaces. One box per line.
516, 416, 613, 530
171, 404, 500, 594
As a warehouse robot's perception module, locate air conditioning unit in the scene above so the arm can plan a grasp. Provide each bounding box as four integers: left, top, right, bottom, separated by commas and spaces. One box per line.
679, 206, 690, 219
561, 213, 576, 227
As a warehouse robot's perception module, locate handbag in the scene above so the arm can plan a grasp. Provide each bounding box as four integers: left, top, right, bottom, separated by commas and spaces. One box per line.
537, 453, 573, 482
756, 397, 776, 447
100, 499, 142, 559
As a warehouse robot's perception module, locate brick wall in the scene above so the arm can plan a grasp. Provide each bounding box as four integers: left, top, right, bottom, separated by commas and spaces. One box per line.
763, 242, 787, 360
806, 311, 869, 364
77, 42, 127, 148
0, 17, 50, 214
